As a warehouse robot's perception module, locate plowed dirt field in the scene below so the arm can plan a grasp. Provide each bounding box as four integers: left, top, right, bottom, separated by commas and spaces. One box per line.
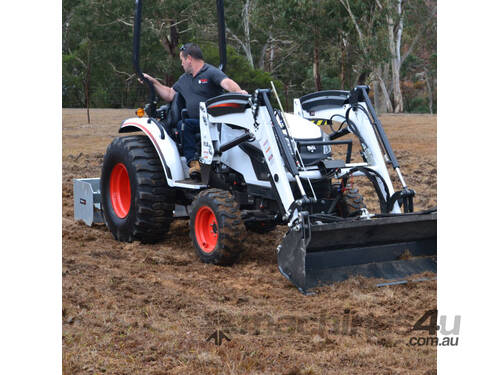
63, 108, 437, 375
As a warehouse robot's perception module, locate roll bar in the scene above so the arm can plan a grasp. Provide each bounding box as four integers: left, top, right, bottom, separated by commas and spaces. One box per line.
131, 0, 227, 116
133, 0, 157, 116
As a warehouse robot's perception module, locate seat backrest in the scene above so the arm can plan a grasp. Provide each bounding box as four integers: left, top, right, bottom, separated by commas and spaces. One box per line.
167, 92, 186, 127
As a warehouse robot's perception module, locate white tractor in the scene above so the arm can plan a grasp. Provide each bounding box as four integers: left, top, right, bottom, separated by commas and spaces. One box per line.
90, 0, 436, 293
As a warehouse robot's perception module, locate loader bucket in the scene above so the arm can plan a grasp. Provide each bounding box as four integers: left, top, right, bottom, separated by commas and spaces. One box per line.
277, 212, 437, 293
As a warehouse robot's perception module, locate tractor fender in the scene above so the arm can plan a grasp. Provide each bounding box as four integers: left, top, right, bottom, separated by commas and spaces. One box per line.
119, 117, 184, 186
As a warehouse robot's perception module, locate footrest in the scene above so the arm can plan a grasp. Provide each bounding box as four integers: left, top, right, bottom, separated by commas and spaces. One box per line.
176, 178, 205, 186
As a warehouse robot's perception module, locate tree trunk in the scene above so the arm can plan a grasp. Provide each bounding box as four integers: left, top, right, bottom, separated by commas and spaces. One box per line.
358, 71, 367, 85
372, 78, 384, 113
242, 0, 254, 69
258, 33, 271, 70
387, 0, 404, 113
391, 58, 403, 112
313, 42, 321, 91
284, 83, 289, 112
160, 21, 179, 58
424, 68, 433, 114
382, 63, 392, 96
340, 35, 347, 90
269, 39, 275, 73
85, 47, 91, 124
374, 65, 393, 113
168, 23, 179, 57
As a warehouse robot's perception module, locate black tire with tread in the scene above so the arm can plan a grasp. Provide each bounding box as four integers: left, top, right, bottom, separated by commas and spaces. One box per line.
189, 189, 245, 265
337, 186, 366, 217
100, 135, 174, 243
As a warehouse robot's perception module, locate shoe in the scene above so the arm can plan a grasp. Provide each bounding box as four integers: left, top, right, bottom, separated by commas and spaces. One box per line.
189, 160, 201, 179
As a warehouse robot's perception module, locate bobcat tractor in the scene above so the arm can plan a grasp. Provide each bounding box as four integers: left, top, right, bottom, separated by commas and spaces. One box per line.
93, 0, 437, 293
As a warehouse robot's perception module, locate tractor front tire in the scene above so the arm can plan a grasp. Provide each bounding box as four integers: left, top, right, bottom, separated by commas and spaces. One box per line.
189, 189, 245, 265
100, 135, 174, 243
337, 186, 366, 217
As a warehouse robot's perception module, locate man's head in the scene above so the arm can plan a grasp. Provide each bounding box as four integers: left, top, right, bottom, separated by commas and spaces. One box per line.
179, 43, 204, 74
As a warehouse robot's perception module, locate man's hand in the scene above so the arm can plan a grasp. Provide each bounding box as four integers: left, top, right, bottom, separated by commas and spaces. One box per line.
138, 73, 154, 85
138, 73, 175, 102
237, 89, 249, 95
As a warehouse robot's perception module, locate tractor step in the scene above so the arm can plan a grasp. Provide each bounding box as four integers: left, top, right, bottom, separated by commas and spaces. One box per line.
277, 212, 437, 293
177, 178, 205, 186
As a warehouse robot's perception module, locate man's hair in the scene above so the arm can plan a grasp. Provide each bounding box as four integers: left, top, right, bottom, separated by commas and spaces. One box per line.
180, 43, 203, 60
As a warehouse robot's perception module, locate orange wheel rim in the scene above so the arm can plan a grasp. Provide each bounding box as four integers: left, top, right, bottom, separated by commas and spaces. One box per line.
109, 163, 131, 218
195, 206, 218, 253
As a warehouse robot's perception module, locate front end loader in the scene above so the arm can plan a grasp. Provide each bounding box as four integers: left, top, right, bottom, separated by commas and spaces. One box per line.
276, 88, 437, 292
74, 0, 436, 293
197, 86, 436, 293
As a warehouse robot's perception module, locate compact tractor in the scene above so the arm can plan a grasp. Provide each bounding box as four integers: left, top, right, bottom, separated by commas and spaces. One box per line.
75, 0, 437, 293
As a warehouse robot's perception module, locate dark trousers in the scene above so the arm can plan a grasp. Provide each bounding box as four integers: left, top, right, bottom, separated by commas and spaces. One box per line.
177, 118, 200, 164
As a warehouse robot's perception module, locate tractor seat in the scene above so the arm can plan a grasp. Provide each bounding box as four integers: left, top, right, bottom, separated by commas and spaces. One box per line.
174, 108, 201, 142
164, 93, 200, 157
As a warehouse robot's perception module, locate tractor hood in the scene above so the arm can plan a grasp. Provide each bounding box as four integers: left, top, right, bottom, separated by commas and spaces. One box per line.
281, 113, 322, 139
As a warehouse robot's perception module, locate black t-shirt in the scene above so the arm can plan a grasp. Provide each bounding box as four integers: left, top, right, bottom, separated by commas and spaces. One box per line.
173, 63, 228, 118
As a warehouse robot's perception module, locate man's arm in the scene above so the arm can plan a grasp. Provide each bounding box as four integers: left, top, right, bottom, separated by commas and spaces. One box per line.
220, 78, 248, 95
141, 73, 176, 102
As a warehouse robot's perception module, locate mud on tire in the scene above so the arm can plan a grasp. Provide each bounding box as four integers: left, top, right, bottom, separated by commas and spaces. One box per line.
189, 189, 245, 265
100, 135, 174, 243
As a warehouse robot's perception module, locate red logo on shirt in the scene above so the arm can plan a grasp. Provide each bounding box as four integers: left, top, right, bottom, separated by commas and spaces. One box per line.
199, 78, 208, 84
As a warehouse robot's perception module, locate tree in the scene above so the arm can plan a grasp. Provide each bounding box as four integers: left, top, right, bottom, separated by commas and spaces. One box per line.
62, 0, 437, 112
339, 0, 392, 111
339, 0, 436, 113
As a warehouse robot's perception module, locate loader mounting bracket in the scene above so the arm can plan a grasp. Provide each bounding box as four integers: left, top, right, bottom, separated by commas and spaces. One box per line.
387, 188, 415, 213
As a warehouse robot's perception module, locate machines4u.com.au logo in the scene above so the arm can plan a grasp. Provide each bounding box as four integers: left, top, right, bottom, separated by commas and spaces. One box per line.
409, 309, 460, 347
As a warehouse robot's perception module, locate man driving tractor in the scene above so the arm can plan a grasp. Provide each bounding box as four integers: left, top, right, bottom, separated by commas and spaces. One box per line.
141, 43, 247, 179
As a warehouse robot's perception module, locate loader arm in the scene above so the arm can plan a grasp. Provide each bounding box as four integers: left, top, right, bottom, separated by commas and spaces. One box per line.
294, 87, 412, 213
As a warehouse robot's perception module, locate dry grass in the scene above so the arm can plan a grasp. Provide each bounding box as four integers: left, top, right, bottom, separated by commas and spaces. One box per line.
63, 109, 437, 374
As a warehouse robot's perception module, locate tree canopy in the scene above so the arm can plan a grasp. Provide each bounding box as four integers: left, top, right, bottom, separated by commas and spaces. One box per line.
62, 0, 436, 113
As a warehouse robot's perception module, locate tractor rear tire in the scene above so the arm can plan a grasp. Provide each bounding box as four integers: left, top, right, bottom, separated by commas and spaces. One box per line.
189, 189, 245, 266
337, 186, 366, 217
100, 135, 174, 243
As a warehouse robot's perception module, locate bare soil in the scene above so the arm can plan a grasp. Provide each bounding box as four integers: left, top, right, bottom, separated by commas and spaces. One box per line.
62, 108, 437, 375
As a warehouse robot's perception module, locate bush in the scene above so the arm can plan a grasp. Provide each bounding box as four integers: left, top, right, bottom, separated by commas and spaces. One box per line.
407, 97, 428, 113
